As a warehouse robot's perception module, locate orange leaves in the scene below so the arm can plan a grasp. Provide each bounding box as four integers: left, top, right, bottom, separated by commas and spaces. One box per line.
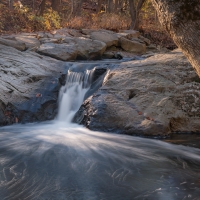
36, 93, 42, 97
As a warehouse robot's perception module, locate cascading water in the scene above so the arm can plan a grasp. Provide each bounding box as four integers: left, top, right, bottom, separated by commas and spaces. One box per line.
1, 66, 200, 199
57, 68, 95, 123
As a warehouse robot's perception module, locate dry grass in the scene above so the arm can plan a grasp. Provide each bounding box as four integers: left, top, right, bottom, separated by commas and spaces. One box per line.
64, 13, 131, 31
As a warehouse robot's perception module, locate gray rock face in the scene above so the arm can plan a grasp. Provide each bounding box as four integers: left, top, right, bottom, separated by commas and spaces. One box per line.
76, 50, 200, 136
120, 37, 146, 54
0, 44, 65, 125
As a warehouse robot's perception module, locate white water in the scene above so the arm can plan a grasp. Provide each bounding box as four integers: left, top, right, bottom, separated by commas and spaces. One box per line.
0, 68, 200, 199
57, 68, 95, 123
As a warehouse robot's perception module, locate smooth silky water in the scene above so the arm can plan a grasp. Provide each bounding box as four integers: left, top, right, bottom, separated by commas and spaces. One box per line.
0, 68, 200, 200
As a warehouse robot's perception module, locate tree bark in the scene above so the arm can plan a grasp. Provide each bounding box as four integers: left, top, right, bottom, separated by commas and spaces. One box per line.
129, 0, 145, 30
151, 0, 200, 76
70, 0, 74, 16
75, 0, 83, 16
9, 0, 14, 9
38, 0, 46, 16
114, 0, 119, 13
129, 0, 136, 29
51, 0, 60, 12
134, 0, 145, 30
97, 0, 103, 13
107, 0, 114, 13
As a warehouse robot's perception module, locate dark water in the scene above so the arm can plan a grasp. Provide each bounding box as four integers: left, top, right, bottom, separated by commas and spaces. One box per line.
0, 123, 200, 200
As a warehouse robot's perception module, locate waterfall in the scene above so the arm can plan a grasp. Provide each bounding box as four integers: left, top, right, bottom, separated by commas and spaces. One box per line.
57, 68, 95, 123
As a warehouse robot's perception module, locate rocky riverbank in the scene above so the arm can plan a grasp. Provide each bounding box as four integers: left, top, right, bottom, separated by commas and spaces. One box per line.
0, 28, 199, 137
74, 49, 200, 137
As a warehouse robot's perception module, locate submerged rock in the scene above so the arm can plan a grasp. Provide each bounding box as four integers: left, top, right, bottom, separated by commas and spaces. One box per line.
75, 49, 200, 136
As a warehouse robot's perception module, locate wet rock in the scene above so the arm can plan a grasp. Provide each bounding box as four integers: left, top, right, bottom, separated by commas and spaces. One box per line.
0, 44, 65, 125
102, 51, 123, 59
76, 50, 200, 136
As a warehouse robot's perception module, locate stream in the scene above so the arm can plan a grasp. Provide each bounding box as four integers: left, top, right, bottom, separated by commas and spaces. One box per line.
0, 64, 200, 200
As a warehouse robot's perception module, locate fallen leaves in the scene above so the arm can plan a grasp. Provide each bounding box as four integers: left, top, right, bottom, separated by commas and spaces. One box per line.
36, 93, 42, 97
138, 111, 154, 121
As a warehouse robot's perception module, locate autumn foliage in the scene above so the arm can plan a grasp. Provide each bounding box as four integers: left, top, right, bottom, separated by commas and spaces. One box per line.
0, 0, 176, 49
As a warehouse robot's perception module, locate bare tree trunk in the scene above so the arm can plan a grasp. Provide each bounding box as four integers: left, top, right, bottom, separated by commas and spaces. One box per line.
129, 0, 136, 29
70, 0, 82, 16
9, 0, 14, 9
107, 0, 111, 13
33, 0, 35, 11
114, 0, 119, 13
76, 0, 83, 16
97, 0, 103, 13
134, 0, 145, 30
151, 0, 200, 76
38, 0, 46, 16
119, 0, 123, 13
52, 0, 60, 12
70, 0, 75, 16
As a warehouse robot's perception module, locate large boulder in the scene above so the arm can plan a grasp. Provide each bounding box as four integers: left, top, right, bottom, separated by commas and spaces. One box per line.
75, 49, 200, 136
0, 44, 65, 125
90, 31, 119, 47
37, 43, 78, 61
37, 37, 107, 60
120, 37, 146, 54
13, 34, 40, 50
0, 37, 26, 51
